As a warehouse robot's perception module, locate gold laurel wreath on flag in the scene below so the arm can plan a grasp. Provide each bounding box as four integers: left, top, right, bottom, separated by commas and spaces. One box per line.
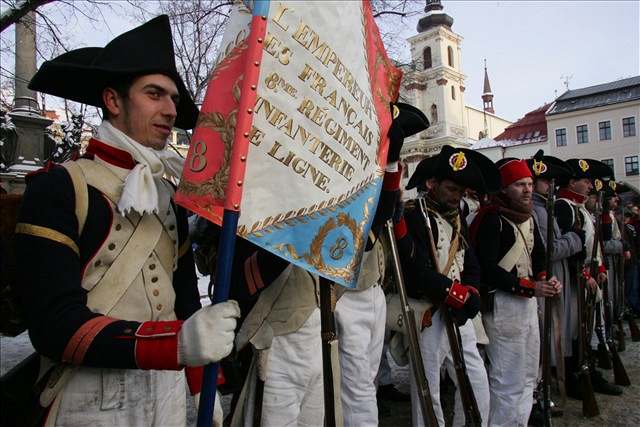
179, 77, 242, 200
271, 196, 374, 281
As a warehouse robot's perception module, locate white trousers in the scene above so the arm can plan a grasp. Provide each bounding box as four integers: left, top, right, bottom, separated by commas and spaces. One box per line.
409, 310, 490, 427
335, 285, 386, 427
484, 291, 539, 427
261, 308, 324, 427
53, 367, 186, 427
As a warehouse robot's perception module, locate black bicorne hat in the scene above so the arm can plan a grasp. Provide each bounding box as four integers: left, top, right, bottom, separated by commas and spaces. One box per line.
388, 103, 430, 143
563, 158, 614, 183
29, 15, 198, 130
406, 145, 500, 194
526, 150, 571, 182
594, 178, 630, 197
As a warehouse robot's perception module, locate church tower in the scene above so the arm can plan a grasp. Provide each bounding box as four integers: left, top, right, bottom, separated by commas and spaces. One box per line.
482, 59, 495, 114
400, 0, 469, 168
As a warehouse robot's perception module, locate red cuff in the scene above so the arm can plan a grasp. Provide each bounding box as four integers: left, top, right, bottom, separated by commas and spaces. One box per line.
185, 366, 203, 395
394, 217, 407, 239
445, 281, 468, 309
598, 264, 606, 274
513, 278, 535, 298
383, 168, 402, 191
135, 320, 183, 370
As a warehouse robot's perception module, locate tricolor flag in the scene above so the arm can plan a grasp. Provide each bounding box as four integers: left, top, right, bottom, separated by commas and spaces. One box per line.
176, 0, 402, 287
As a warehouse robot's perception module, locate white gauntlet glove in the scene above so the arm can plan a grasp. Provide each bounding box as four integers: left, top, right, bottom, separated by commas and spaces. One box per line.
178, 300, 240, 367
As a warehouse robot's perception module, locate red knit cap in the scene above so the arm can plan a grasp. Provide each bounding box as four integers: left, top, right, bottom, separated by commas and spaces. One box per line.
499, 159, 532, 188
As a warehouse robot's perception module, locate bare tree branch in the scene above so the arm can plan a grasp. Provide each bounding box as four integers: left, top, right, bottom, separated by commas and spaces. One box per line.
373, 11, 407, 18
0, 0, 55, 33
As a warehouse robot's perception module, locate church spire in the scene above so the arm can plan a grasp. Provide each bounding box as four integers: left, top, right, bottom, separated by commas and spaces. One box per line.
417, 0, 454, 33
482, 59, 495, 114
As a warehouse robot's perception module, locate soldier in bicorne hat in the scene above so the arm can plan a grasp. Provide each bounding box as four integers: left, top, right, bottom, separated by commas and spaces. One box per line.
554, 159, 622, 399
334, 102, 429, 426
395, 145, 499, 426
16, 16, 239, 426
526, 151, 583, 420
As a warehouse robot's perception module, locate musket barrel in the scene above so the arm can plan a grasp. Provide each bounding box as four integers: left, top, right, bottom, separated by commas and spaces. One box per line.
385, 220, 439, 426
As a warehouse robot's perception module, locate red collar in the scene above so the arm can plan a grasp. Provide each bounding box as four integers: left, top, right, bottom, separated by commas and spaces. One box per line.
558, 188, 587, 204
85, 138, 136, 170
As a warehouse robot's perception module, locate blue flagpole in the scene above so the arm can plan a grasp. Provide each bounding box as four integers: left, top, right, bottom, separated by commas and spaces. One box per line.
197, 209, 239, 427
196, 2, 269, 425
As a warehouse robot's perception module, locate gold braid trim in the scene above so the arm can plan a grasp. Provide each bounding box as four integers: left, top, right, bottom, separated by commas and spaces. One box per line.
15, 223, 79, 257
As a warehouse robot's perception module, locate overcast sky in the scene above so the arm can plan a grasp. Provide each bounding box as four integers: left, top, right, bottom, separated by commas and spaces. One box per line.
387, 0, 640, 121
1, 1, 638, 123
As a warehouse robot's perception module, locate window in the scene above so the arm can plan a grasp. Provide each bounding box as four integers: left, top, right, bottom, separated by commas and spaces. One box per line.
625, 156, 639, 176
423, 47, 432, 69
447, 46, 454, 67
602, 158, 614, 171
576, 125, 588, 144
451, 86, 456, 100
402, 162, 409, 178
430, 104, 438, 123
598, 121, 611, 140
623, 117, 636, 137
555, 128, 567, 146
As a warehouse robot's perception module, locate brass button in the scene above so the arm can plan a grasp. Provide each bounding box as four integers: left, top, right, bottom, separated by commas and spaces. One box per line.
108, 243, 116, 250
151, 277, 158, 283
115, 224, 122, 231
94, 260, 101, 267
149, 264, 156, 270
156, 304, 163, 311
164, 325, 172, 331
153, 289, 160, 297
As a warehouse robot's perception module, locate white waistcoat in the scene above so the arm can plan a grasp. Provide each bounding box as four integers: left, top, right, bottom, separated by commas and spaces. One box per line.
77, 158, 180, 322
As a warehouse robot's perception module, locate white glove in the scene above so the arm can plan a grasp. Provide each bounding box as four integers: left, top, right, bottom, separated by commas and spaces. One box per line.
178, 300, 240, 366
193, 391, 223, 427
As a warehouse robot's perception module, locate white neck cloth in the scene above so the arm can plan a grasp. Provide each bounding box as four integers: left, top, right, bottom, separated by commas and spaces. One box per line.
95, 121, 184, 216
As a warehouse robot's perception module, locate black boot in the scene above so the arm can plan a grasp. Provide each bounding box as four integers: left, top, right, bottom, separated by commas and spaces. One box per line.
528, 403, 544, 426
591, 369, 623, 396
565, 356, 583, 400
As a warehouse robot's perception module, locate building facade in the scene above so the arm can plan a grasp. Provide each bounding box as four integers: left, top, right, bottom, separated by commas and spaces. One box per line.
398, 0, 512, 193
547, 76, 640, 189
472, 103, 550, 162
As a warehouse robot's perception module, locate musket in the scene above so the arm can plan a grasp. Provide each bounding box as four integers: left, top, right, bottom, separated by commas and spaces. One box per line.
629, 315, 640, 342
418, 199, 482, 427
595, 198, 631, 386
540, 179, 556, 427
576, 264, 600, 417
384, 220, 439, 427
614, 254, 626, 351
575, 192, 600, 417
594, 304, 612, 370
319, 277, 342, 427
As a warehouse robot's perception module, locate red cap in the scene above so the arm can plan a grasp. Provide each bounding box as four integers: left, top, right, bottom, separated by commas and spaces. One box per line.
499, 159, 532, 188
